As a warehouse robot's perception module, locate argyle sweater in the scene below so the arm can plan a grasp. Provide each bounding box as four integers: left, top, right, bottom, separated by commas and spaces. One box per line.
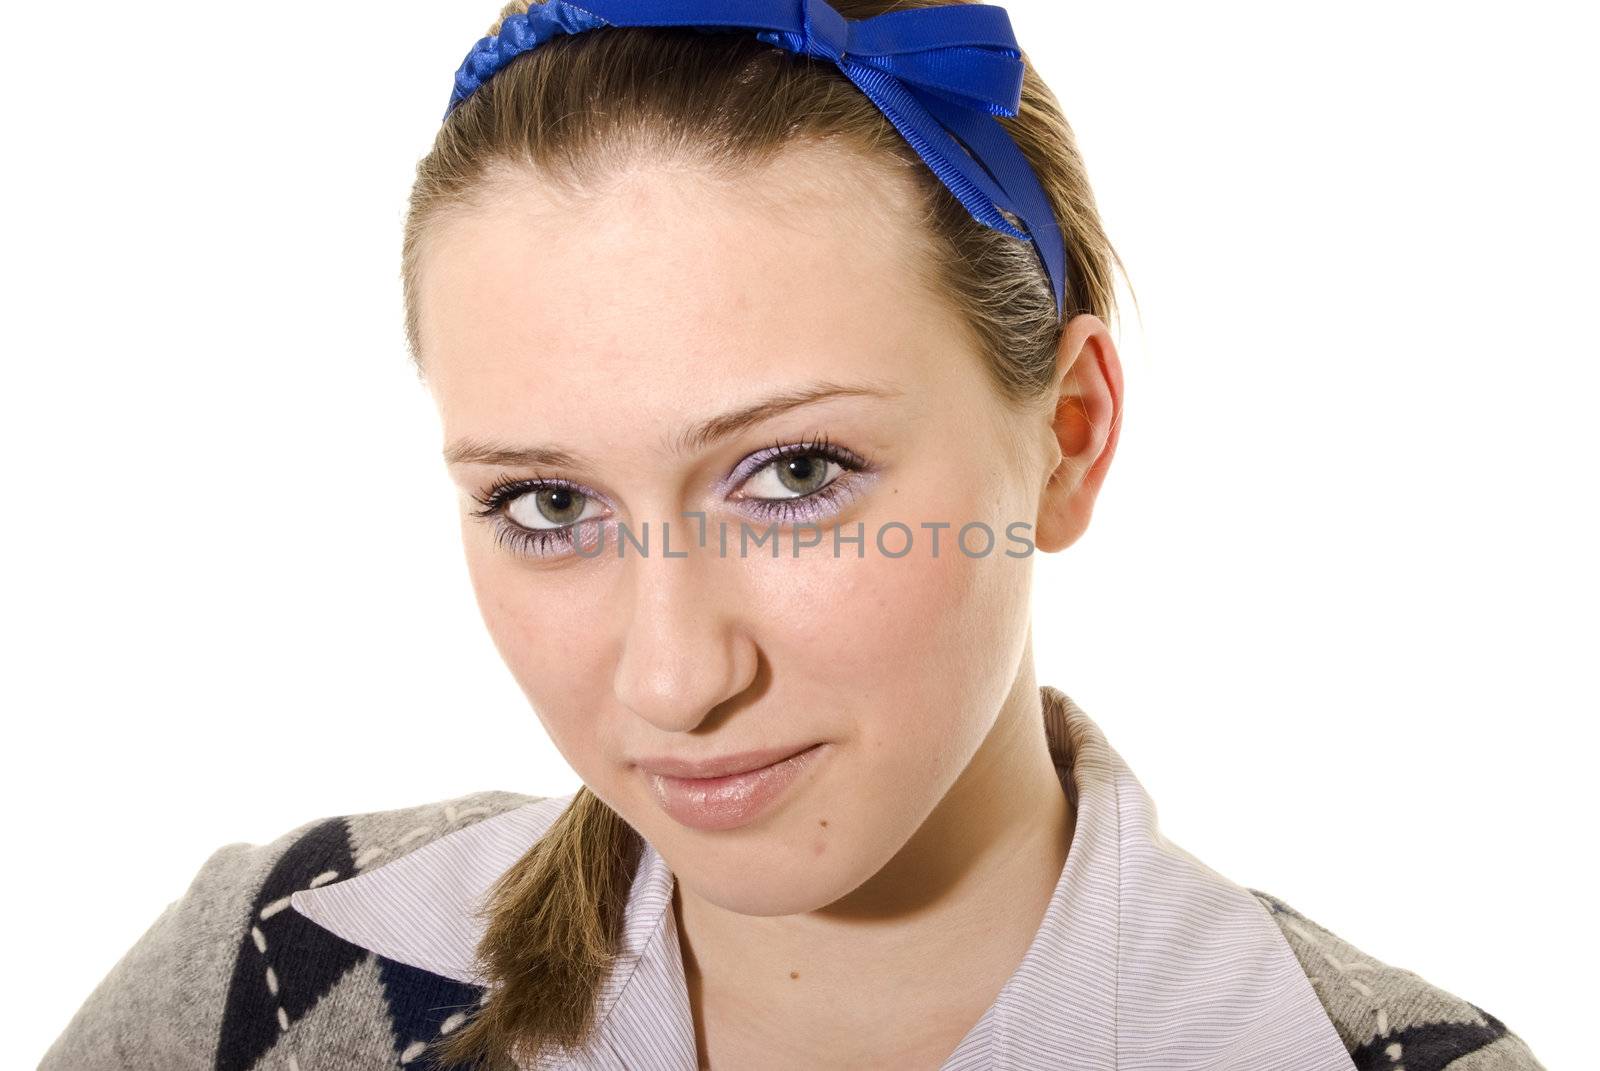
38, 789, 1546, 1070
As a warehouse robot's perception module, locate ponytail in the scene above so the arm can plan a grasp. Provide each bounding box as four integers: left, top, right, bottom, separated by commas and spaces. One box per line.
425, 787, 643, 1070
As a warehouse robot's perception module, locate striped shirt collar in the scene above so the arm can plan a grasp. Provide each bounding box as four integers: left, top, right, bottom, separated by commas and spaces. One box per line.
292, 688, 1355, 1069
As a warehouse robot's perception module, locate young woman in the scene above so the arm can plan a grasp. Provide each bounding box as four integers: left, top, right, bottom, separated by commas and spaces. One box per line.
42, 2, 1546, 1069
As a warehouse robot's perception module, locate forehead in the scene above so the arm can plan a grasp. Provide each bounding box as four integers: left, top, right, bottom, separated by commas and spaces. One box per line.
417, 141, 971, 429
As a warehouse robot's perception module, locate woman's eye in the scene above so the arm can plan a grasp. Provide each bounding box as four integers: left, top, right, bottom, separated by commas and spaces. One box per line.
738, 452, 843, 501
469, 478, 609, 560
469, 436, 874, 559
505, 486, 602, 529
727, 440, 873, 525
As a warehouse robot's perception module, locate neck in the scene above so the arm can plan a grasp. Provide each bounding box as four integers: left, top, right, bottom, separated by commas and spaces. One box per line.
674, 667, 1076, 1067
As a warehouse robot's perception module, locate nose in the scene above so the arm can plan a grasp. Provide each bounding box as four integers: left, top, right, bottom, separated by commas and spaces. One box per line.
611, 522, 758, 734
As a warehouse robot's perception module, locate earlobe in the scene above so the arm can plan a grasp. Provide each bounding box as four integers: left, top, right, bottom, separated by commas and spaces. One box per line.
1033, 314, 1124, 554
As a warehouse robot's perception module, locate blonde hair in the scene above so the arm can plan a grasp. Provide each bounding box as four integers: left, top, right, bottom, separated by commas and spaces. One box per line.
410, 2, 1124, 1066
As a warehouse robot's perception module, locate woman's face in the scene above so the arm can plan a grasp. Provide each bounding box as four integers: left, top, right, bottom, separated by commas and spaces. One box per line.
419, 142, 1056, 915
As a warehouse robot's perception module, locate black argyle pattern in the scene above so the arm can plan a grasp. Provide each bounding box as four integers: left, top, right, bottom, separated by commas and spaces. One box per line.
1250, 888, 1539, 1070
217, 816, 490, 1071
1348, 1005, 1512, 1071
218, 818, 367, 1071
376, 955, 491, 1069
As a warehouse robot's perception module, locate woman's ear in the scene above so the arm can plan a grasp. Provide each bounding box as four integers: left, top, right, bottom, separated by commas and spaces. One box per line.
1034, 313, 1124, 554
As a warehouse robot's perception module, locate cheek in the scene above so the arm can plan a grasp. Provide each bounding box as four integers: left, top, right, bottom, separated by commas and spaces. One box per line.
750, 538, 1001, 675
788, 469, 1031, 688
740, 508, 1031, 762
461, 529, 616, 763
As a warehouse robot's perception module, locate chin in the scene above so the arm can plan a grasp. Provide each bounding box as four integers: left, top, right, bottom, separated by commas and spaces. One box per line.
646, 806, 884, 917
676, 849, 871, 917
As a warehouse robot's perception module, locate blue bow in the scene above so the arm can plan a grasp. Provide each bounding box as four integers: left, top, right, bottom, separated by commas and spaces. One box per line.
446, 0, 1069, 320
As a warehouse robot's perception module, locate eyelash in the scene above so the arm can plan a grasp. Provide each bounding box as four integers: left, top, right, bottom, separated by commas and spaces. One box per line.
468, 434, 872, 558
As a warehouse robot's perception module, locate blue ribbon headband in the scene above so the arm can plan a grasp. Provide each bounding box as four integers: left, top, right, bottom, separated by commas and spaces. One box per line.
446, 0, 1070, 320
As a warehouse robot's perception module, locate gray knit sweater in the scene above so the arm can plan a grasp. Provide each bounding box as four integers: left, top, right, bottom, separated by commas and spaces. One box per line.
38, 789, 1545, 1070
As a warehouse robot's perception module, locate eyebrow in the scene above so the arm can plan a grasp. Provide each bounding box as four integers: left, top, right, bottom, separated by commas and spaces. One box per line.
443, 380, 903, 468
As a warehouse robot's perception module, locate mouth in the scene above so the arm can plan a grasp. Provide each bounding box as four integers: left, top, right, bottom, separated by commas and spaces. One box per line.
635, 740, 825, 780
643, 742, 829, 832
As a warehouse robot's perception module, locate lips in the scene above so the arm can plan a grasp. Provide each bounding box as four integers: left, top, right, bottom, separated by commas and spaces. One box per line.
643, 742, 829, 832
635, 741, 822, 780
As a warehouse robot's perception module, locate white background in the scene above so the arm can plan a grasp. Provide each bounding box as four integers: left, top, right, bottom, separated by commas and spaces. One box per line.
5, 2, 1593, 1066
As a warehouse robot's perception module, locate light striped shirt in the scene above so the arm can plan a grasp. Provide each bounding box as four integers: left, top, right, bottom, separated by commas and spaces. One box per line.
292, 689, 1356, 1069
